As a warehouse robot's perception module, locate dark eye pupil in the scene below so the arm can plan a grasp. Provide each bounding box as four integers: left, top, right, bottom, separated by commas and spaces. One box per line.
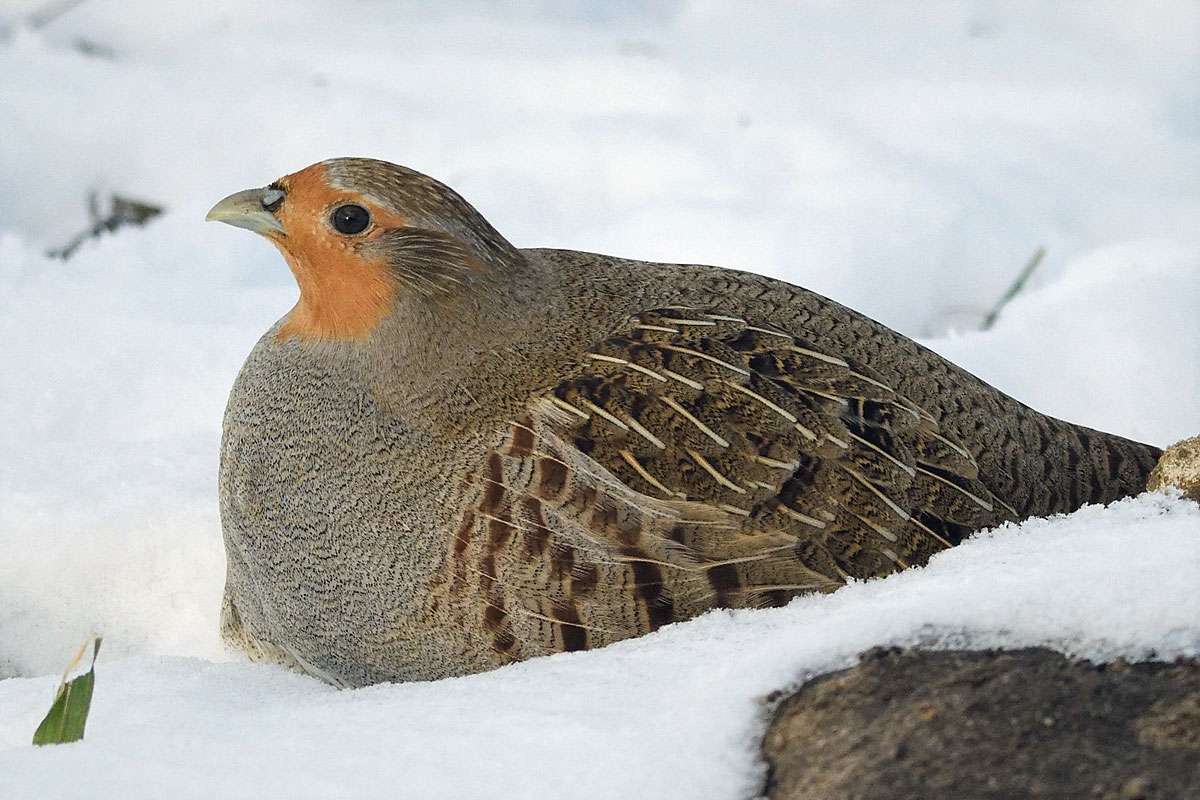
331, 204, 370, 234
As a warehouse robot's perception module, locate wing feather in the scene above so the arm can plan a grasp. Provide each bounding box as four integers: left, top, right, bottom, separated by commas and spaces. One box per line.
434, 307, 1017, 660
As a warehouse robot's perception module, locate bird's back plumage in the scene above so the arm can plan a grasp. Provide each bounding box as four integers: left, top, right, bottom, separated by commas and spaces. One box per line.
423, 254, 1159, 671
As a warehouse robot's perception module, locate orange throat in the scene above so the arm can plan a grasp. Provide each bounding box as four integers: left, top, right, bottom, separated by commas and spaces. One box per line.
274, 242, 397, 342
267, 162, 400, 342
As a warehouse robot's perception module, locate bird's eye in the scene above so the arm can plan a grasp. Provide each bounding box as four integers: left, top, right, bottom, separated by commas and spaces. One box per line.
330, 204, 370, 235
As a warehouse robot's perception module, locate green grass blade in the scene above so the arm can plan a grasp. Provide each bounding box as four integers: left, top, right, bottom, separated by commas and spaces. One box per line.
32, 636, 102, 746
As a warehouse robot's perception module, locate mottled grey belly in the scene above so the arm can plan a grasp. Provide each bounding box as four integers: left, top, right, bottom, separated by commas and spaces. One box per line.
217, 337, 451, 685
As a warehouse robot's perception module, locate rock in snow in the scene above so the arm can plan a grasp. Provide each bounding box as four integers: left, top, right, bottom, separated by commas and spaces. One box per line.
763, 647, 1200, 800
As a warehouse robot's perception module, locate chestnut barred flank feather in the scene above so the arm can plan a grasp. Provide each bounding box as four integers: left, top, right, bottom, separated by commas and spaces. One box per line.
436, 308, 1026, 658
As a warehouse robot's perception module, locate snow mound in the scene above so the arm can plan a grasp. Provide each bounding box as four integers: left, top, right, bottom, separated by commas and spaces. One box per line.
0, 493, 1196, 799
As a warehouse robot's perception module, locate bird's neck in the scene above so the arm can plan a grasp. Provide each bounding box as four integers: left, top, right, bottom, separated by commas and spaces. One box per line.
361, 254, 560, 425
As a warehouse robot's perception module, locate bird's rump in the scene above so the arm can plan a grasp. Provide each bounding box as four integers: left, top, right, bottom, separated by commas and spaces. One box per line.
437, 307, 1018, 662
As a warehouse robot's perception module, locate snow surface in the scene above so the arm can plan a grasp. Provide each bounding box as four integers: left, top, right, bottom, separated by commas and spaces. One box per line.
0, 495, 1197, 799
1, 2, 1198, 797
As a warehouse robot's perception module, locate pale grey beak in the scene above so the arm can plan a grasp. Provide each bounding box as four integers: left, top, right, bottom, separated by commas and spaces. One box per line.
205, 188, 286, 236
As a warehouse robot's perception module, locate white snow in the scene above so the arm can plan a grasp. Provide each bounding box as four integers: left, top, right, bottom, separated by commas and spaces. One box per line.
0, 494, 1196, 799
1, 2, 1198, 797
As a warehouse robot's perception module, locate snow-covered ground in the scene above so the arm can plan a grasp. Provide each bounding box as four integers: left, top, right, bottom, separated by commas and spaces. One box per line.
1, 2, 1197, 797
1, 495, 1196, 799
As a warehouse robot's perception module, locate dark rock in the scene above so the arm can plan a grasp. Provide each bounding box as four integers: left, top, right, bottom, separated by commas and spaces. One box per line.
761, 647, 1200, 800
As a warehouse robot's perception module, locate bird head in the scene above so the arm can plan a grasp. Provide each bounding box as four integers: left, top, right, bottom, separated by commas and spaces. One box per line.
206, 158, 520, 342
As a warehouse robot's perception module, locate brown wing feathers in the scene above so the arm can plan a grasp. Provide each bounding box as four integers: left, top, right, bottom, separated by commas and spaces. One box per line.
440, 307, 1016, 662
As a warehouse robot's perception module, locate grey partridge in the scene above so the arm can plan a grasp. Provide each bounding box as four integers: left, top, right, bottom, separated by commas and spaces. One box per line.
207, 158, 1160, 687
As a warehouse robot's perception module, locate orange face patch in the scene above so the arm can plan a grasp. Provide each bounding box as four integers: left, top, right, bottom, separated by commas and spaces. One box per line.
268, 163, 407, 342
